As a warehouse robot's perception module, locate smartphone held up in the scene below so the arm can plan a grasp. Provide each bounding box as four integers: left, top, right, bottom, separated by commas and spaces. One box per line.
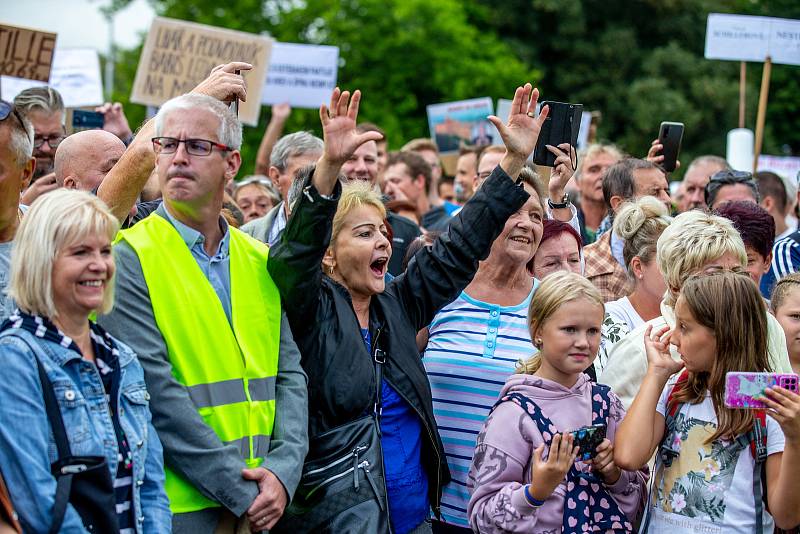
532, 101, 583, 168
724, 372, 799, 409
657, 121, 684, 173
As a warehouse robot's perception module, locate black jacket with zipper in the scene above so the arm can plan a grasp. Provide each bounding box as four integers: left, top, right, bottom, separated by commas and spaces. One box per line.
267, 164, 530, 514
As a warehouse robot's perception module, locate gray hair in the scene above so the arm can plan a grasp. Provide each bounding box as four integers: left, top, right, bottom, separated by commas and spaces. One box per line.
13, 86, 65, 124
287, 173, 307, 215
575, 143, 623, 182
155, 93, 242, 150
686, 155, 731, 175
270, 131, 323, 172
4, 108, 34, 167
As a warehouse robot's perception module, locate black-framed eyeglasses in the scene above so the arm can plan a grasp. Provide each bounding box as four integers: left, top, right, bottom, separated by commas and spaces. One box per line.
0, 100, 25, 128
152, 137, 233, 156
32, 135, 65, 149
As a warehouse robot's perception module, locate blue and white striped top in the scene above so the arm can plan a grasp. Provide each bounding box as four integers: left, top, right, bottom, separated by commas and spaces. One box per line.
423, 282, 538, 527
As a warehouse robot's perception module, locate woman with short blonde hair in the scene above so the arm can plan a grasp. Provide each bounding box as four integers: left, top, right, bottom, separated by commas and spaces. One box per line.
0, 189, 170, 533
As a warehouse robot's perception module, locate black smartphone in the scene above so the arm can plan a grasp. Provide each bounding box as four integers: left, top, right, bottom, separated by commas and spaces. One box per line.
72, 110, 104, 130
570, 424, 606, 461
533, 101, 583, 167
657, 121, 684, 173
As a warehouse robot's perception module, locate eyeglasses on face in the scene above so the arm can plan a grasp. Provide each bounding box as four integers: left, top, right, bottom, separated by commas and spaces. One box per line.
33, 135, 65, 149
151, 137, 233, 156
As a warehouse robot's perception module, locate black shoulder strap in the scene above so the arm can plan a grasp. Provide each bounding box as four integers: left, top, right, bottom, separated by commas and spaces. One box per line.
32, 351, 74, 534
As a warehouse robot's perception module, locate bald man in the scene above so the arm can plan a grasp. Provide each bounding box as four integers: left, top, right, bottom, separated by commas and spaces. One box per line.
55, 129, 126, 191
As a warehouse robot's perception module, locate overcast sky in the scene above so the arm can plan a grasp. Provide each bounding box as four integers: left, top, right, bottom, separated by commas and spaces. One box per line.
3, 0, 155, 53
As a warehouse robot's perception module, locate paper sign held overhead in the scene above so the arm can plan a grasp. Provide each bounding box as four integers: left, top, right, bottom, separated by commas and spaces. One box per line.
0, 23, 57, 82
427, 97, 494, 154
705, 14, 800, 66
262, 42, 339, 109
131, 17, 273, 126
1, 48, 103, 108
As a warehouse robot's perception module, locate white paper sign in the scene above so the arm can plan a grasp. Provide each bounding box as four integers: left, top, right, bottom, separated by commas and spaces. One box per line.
758, 155, 800, 182
261, 42, 339, 109
1, 48, 103, 107
705, 14, 800, 66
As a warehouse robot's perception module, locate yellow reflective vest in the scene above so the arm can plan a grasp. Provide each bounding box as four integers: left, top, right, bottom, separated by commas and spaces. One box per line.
119, 213, 281, 514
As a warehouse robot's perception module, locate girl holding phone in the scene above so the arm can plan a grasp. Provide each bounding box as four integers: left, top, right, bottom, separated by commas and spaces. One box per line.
615, 271, 800, 533
467, 272, 647, 533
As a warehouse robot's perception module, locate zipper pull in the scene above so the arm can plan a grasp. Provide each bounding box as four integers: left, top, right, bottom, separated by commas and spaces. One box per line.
361, 462, 385, 511
353, 449, 360, 491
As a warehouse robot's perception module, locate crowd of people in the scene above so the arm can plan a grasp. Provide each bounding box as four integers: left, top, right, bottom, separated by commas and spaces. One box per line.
0, 60, 798, 534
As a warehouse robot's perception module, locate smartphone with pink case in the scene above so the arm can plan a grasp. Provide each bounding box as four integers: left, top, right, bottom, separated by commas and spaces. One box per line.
724, 372, 799, 409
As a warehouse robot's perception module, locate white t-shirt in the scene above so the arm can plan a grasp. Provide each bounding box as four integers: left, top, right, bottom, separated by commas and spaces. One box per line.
605, 296, 644, 331
646, 381, 785, 534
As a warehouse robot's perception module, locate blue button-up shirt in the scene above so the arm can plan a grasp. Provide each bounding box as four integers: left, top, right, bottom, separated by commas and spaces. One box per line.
159, 205, 233, 324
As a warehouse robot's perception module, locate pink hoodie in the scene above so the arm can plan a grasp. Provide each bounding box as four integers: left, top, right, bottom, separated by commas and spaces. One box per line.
467, 373, 648, 533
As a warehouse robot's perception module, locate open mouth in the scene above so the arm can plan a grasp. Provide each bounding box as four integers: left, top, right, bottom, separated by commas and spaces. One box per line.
509, 236, 531, 244
79, 280, 103, 287
370, 257, 388, 277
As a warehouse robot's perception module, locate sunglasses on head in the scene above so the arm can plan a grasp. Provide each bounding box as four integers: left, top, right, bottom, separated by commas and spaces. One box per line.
0, 100, 24, 126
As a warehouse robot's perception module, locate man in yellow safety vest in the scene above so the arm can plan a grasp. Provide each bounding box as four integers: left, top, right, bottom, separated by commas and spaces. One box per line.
99, 67, 308, 533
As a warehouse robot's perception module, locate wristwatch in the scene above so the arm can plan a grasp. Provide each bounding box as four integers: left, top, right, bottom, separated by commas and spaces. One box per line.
547, 193, 571, 210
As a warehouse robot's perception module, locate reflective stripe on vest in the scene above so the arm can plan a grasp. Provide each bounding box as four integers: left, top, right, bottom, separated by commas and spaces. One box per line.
119, 213, 281, 514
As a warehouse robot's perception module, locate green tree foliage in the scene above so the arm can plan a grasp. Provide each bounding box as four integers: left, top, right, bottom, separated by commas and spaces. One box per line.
107, 0, 798, 178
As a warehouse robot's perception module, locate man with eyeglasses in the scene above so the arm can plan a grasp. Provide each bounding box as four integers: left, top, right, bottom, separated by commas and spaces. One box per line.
14, 86, 65, 204
0, 101, 35, 321
98, 92, 308, 534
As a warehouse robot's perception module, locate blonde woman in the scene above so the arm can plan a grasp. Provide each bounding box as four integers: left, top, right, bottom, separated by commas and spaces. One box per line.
467, 272, 647, 533
0, 190, 170, 533
597, 197, 671, 374
600, 210, 792, 408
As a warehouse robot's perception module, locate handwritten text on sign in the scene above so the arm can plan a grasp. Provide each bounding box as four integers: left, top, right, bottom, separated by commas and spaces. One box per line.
131, 17, 272, 126
262, 43, 339, 109
0, 24, 57, 82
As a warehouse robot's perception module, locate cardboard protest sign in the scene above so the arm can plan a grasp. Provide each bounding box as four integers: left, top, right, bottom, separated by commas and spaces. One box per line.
0, 23, 57, 82
131, 17, 272, 126
705, 14, 800, 66
262, 42, 339, 109
1, 48, 103, 108
427, 97, 494, 154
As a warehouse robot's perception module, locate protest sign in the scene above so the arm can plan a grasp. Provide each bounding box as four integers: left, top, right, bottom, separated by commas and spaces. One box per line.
1, 48, 103, 108
261, 42, 338, 109
427, 97, 494, 154
705, 14, 800, 66
0, 23, 57, 82
758, 155, 800, 182
131, 17, 272, 126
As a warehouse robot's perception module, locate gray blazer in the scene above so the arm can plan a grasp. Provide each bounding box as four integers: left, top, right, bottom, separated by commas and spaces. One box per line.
241, 202, 284, 245
99, 211, 308, 534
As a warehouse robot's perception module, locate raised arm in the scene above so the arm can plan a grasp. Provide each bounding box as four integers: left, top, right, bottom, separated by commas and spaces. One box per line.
614, 325, 682, 470
97, 62, 252, 222
255, 103, 291, 175
392, 84, 549, 329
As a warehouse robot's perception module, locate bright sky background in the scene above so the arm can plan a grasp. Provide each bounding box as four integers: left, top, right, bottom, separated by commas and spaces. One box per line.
2, 0, 155, 53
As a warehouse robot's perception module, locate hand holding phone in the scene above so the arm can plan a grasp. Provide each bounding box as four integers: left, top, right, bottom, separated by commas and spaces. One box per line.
724, 372, 799, 409
71, 110, 105, 131
570, 424, 606, 461
655, 121, 684, 173
533, 101, 583, 168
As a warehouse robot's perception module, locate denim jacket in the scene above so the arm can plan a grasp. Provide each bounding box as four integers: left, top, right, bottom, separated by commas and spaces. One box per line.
0, 327, 171, 533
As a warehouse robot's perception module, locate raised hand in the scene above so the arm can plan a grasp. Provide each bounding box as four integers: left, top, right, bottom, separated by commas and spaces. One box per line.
591, 438, 621, 484
528, 433, 578, 501
271, 102, 292, 122
643, 324, 682, 378
488, 83, 549, 179
96, 102, 133, 141
192, 62, 252, 104
546, 142, 577, 198
314, 88, 383, 195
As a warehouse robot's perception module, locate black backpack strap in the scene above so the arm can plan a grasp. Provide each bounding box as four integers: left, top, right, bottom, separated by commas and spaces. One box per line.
32, 351, 73, 534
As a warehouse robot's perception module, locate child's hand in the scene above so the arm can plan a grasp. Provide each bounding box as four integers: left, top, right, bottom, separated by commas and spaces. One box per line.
762, 386, 800, 443
591, 438, 621, 485
644, 324, 682, 378
529, 433, 578, 501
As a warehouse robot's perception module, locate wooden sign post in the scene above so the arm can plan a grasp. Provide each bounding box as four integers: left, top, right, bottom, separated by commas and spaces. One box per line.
753, 57, 772, 174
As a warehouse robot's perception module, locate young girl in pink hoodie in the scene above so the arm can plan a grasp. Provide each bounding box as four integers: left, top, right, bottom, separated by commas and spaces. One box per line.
468, 271, 648, 533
